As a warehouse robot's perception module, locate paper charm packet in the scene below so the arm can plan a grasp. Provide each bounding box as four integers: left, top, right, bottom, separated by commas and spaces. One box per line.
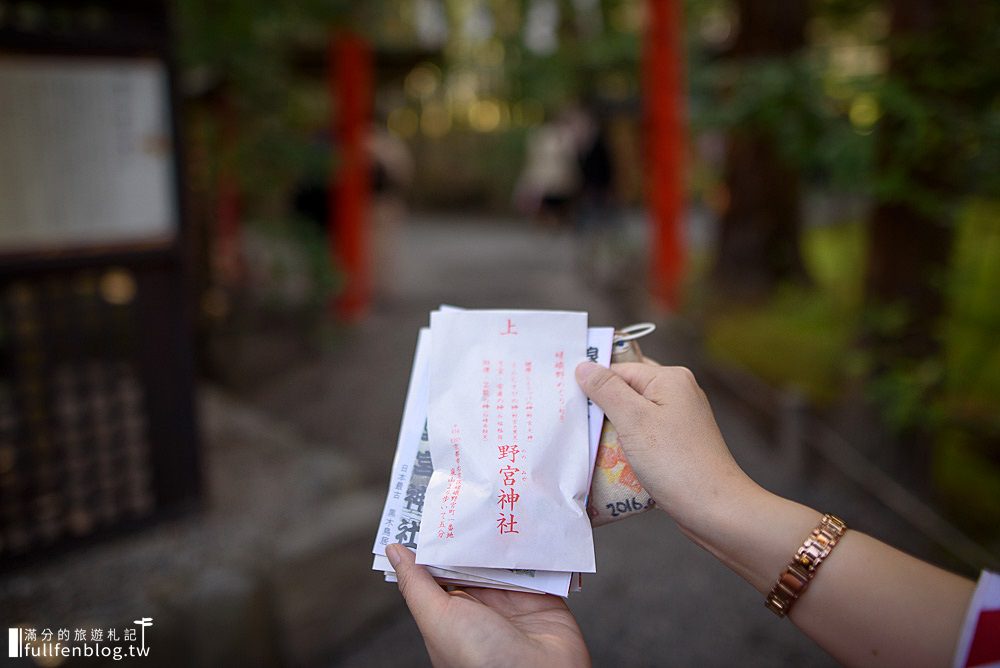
372, 316, 613, 594
372, 310, 656, 595
417, 310, 596, 573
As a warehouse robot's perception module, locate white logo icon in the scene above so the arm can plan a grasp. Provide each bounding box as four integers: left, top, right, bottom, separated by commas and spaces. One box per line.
8, 618, 152, 659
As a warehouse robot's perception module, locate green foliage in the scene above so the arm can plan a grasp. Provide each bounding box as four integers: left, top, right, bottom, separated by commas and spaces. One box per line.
502, 1, 641, 111
862, 200, 1000, 436
509, 49, 584, 111
705, 203, 1000, 419
873, 71, 998, 219
935, 432, 1000, 539
688, 0, 999, 212
866, 355, 947, 430
685, 0, 879, 192
702, 202, 1000, 534
245, 216, 341, 310
687, 0, 998, 533
816, 0, 879, 25
705, 286, 857, 403
174, 0, 385, 206
704, 222, 866, 403
872, 3, 1000, 213
691, 54, 872, 190
943, 200, 1000, 431
802, 218, 867, 304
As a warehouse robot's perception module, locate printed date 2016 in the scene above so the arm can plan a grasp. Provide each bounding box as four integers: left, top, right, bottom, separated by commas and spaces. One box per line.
605, 496, 654, 518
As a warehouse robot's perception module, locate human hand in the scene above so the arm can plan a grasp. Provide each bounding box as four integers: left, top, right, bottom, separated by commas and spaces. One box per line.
386, 544, 590, 668
576, 361, 762, 540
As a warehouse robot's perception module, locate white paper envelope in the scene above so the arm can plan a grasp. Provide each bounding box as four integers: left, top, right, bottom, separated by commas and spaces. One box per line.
584, 327, 614, 486
371, 329, 431, 556
417, 310, 596, 572
372, 322, 612, 595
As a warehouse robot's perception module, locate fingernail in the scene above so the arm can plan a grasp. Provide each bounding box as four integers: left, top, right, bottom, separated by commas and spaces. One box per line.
386, 543, 402, 568
576, 361, 600, 382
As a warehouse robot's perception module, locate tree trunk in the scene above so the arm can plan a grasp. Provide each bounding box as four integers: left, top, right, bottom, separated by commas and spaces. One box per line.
711, 0, 810, 300
866, 202, 952, 361
866, 0, 957, 355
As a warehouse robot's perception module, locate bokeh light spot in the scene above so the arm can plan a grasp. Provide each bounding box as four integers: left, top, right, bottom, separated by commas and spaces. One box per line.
388, 107, 419, 138
421, 102, 452, 138
99, 269, 137, 306
469, 99, 502, 132
849, 94, 880, 131
404, 62, 441, 101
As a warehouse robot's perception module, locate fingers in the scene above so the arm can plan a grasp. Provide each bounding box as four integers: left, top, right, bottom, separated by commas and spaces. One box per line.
466, 586, 570, 614
612, 362, 668, 400
578, 361, 690, 410
575, 362, 652, 428
386, 544, 449, 624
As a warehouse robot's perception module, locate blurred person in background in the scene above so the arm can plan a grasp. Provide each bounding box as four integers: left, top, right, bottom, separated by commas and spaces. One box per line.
291, 132, 333, 237
369, 122, 413, 301
573, 104, 621, 286
514, 110, 581, 230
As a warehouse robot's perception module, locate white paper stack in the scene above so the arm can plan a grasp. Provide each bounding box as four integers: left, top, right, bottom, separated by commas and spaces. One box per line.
372, 308, 613, 595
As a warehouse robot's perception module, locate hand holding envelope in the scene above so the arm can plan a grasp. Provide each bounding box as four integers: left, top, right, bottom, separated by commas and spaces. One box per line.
372, 308, 613, 596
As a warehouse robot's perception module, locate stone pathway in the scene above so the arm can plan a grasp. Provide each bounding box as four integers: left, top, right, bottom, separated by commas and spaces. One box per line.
1, 213, 954, 667
241, 214, 945, 667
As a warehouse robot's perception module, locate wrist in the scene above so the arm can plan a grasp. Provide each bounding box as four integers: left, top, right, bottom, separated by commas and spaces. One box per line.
668, 473, 757, 540
665, 468, 762, 542
676, 484, 820, 594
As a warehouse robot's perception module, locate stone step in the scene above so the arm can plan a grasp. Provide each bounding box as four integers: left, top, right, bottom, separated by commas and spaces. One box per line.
0, 386, 397, 667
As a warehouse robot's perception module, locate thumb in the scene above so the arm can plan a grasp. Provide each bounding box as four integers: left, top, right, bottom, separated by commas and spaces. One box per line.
576, 362, 650, 429
386, 544, 448, 625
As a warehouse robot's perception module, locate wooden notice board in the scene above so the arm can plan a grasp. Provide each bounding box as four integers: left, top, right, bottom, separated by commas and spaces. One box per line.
0, 0, 201, 567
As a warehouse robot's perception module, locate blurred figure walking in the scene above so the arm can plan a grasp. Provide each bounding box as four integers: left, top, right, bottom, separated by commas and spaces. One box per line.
574, 106, 621, 285
369, 123, 413, 301
514, 112, 580, 229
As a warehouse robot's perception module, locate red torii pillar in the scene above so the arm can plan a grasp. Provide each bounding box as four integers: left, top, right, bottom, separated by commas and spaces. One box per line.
644, 0, 685, 310
329, 32, 373, 321
214, 94, 244, 286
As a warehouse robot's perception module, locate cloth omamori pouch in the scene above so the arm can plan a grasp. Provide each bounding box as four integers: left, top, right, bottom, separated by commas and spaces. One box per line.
588, 325, 657, 527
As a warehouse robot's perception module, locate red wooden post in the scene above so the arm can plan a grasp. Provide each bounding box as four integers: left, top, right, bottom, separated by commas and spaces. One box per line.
329, 32, 373, 320
644, 0, 685, 310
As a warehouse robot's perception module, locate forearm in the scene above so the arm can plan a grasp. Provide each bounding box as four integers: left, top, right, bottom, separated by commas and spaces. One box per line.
574, 362, 978, 666
678, 487, 976, 668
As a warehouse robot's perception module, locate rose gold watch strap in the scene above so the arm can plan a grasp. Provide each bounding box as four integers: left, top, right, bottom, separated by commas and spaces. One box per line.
765, 514, 847, 618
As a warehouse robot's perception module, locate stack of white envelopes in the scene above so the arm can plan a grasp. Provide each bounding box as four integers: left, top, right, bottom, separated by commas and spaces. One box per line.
372, 308, 613, 595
